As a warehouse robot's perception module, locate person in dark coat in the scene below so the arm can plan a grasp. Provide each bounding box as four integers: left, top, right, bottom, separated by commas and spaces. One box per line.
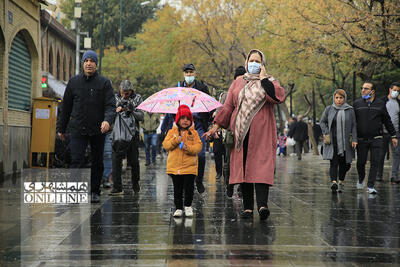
161, 63, 211, 194
289, 115, 308, 160
57, 50, 116, 203
320, 89, 357, 193
109, 80, 144, 196
353, 81, 398, 194
376, 82, 400, 183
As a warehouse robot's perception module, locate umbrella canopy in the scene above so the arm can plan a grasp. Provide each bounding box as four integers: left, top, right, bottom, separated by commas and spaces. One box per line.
137, 87, 222, 113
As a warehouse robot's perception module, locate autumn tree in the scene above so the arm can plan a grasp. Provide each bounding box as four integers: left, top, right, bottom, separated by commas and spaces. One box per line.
60, 0, 159, 49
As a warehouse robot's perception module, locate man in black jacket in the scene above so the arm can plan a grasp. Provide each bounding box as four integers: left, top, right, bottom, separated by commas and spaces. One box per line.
376, 82, 400, 183
289, 115, 308, 160
353, 81, 398, 194
161, 63, 211, 194
57, 50, 116, 203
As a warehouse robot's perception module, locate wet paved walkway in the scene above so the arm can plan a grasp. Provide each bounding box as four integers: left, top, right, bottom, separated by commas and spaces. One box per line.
1, 151, 400, 266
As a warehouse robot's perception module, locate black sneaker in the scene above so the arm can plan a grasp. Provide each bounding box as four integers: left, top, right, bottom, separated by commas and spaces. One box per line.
91, 193, 100, 203
259, 207, 270, 221
215, 173, 222, 180
145, 162, 151, 166
240, 210, 253, 219
196, 181, 205, 194
109, 189, 123, 196
331, 182, 338, 193
132, 183, 140, 193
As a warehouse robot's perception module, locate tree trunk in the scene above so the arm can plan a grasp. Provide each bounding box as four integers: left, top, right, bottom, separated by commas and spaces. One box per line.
308, 123, 319, 155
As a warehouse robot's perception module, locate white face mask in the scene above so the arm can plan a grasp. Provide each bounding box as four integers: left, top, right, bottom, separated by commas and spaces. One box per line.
185, 76, 195, 85
391, 90, 399, 99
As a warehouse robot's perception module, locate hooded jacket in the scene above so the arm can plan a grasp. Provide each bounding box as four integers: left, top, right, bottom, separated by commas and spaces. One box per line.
162, 124, 203, 175
57, 72, 116, 136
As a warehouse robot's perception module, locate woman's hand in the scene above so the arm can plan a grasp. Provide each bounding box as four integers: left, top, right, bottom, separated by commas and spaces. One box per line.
260, 65, 270, 80
352, 142, 357, 149
202, 124, 220, 140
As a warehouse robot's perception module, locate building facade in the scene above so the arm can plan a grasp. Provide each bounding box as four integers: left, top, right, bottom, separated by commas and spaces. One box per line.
41, 9, 75, 83
1, 0, 43, 176
0, 1, 76, 176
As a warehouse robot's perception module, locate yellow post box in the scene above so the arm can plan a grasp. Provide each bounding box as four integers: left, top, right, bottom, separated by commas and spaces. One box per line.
30, 97, 59, 168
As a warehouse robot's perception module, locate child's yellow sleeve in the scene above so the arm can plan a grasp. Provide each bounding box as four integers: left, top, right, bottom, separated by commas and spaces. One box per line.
184, 130, 203, 155
162, 129, 179, 151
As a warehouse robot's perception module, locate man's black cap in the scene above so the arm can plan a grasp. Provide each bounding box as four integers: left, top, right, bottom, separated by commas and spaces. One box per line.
183, 63, 196, 71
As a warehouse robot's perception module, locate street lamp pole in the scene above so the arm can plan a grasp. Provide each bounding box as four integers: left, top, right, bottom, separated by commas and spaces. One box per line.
74, 0, 82, 75
119, 0, 122, 46
75, 20, 80, 75
98, 0, 105, 74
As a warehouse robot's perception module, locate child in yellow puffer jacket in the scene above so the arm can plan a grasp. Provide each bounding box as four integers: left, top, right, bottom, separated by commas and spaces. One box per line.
162, 105, 203, 218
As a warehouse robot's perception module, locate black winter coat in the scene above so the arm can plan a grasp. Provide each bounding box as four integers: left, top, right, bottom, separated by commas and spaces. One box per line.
353, 97, 396, 138
289, 120, 308, 141
57, 72, 116, 136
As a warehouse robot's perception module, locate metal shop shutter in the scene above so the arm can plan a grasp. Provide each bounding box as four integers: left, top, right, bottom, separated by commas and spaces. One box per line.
8, 32, 32, 110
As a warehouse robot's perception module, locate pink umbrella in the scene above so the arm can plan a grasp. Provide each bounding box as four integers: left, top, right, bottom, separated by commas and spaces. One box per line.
137, 87, 222, 113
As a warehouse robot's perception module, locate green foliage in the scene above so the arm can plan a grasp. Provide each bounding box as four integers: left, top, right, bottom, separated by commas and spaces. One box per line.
60, 0, 159, 49
63, 0, 400, 119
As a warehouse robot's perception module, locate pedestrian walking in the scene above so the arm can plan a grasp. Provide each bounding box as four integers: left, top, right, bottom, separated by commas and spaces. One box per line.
204, 49, 285, 220
163, 105, 203, 218
353, 81, 398, 194
161, 63, 211, 194
141, 112, 160, 166
157, 114, 166, 158
288, 115, 308, 160
57, 50, 116, 203
212, 92, 230, 181
109, 80, 144, 196
320, 89, 358, 193
376, 82, 400, 183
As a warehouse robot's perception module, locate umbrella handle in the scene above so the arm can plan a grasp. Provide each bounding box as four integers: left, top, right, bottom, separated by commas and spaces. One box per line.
191, 96, 196, 107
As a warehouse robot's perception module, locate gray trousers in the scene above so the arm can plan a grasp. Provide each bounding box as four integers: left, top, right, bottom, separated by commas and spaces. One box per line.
391, 136, 400, 179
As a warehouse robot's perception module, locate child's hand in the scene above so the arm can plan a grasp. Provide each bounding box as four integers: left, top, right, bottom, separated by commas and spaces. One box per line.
182, 143, 188, 151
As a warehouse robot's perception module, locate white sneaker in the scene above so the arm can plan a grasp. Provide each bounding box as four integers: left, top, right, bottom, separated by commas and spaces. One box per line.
357, 181, 364, 190
367, 187, 377, 194
173, 209, 183, 217
184, 206, 193, 217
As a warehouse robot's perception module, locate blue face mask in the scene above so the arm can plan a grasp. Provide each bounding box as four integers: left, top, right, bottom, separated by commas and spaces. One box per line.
362, 92, 373, 100
248, 62, 261, 74
185, 76, 195, 85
